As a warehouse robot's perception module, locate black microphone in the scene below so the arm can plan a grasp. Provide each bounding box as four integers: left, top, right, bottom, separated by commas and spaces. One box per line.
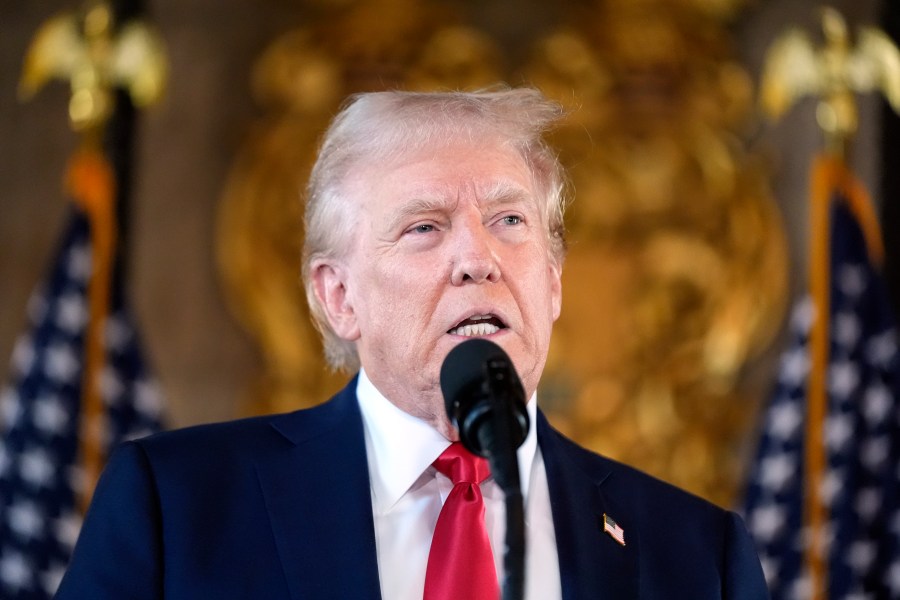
440, 338, 529, 600
440, 338, 529, 465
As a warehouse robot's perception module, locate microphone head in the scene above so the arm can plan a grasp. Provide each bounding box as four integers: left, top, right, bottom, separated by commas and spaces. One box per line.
440, 338, 528, 456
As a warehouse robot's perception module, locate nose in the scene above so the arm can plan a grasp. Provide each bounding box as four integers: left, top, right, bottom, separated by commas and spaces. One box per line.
449, 223, 501, 285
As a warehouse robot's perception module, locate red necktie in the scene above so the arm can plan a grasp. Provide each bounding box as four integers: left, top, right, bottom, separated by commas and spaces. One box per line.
423, 442, 500, 600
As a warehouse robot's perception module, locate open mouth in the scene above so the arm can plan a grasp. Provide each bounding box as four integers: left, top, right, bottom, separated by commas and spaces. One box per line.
447, 314, 507, 337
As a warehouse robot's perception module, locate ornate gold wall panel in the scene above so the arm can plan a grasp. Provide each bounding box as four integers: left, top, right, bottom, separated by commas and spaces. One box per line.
217, 0, 788, 506
529, 1, 788, 506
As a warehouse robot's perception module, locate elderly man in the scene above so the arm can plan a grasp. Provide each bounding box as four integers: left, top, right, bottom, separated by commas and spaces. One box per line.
56, 88, 768, 599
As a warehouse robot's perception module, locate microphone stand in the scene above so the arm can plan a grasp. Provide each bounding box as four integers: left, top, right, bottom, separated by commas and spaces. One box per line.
478, 359, 526, 600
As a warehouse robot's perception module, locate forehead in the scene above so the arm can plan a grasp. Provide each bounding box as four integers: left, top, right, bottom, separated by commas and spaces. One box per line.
352, 138, 537, 211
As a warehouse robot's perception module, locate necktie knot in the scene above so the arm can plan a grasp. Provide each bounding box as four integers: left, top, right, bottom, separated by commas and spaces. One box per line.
433, 442, 491, 485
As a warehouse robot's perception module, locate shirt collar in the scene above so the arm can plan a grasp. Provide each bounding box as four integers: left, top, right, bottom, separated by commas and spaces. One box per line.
356, 368, 539, 513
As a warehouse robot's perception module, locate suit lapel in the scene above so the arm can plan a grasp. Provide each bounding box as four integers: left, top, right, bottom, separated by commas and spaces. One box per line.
256, 379, 382, 600
538, 411, 639, 600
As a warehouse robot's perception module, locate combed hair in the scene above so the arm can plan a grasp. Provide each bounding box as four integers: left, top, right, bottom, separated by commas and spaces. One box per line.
302, 87, 569, 372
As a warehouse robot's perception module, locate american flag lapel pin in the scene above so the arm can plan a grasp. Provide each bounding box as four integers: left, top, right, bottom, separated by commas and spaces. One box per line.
603, 513, 626, 546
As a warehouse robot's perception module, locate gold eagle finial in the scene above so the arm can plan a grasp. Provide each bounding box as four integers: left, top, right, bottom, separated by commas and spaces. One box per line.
19, 0, 167, 131
760, 7, 900, 154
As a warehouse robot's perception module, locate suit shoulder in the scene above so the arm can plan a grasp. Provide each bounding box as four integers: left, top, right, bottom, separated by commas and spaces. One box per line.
128, 385, 357, 467
542, 418, 729, 518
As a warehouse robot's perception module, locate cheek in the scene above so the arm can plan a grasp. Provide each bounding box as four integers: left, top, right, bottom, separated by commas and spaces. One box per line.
358, 267, 432, 334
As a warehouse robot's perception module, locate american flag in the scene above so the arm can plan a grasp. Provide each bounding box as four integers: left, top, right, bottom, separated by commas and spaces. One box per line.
603, 513, 626, 546
0, 210, 164, 599
741, 186, 900, 598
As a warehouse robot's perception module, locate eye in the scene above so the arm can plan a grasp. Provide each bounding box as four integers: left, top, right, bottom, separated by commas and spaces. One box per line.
501, 215, 523, 225
412, 223, 435, 233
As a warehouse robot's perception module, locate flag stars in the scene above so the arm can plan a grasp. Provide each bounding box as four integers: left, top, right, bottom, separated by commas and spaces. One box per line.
820, 469, 845, 507
828, 360, 860, 400
854, 487, 882, 522
53, 511, 82, 551
768, 402, 803, 440
65, 243, 91, 283
833, 312, 862, 349
759, 453, 797, 492
44, 344, 80, 384
0, 389, 23, 432
788, 574, 812, 600
135, 380, 163, 418
54, 293, 88, 334
105, 315, 133, 353
19, 447, 56, 488
100, 367, 125, 406
11, 337, 36, 377
825, 413, 854, 451
780, 346, 811, 387
866, 330, 898, 368
32, 395, 70, 437
0, 551, 33, 591
837, 264, 866, 297
846, 540, 877, 574
863, 383, 892, 425
8, 500, 43, 540
860, 437, 889, 471
887, 560, 900, 595
749, 503, 787, 543
789, 296, 816, 335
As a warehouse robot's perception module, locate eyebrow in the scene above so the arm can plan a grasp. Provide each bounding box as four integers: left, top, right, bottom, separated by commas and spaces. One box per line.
384, 196, 456, 233
478, 179, 533, 207
384, 180, 534, 233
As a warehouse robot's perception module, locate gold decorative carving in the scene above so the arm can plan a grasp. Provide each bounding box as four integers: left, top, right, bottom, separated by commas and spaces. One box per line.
217, 0, 789, 505
528, 2, 787, 506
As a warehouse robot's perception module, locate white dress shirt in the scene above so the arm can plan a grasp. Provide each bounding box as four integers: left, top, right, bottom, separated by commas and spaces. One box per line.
356, 369, 562, 600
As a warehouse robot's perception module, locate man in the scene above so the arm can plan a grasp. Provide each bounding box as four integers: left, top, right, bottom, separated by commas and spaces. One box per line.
56, 88, 768, 599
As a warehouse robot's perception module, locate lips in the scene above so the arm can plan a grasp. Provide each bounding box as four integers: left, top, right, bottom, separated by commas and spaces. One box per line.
447, 313, 507, 337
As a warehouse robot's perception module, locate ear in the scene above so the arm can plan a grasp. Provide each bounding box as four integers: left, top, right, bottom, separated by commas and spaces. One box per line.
310, 260, 361, 341
549, 260, 563, 321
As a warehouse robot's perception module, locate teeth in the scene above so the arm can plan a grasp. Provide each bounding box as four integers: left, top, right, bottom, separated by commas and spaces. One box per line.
469, 314, 492, 321
450, 323, 500, 337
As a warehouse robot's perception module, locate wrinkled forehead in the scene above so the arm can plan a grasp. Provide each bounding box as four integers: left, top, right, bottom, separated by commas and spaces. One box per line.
345, 137, 541, 218
346, 130, 535, 193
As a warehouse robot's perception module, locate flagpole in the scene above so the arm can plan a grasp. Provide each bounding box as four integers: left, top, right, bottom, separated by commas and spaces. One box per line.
804, 154, 833, 600
105, 0, 144, 286
76, 0, 156, 513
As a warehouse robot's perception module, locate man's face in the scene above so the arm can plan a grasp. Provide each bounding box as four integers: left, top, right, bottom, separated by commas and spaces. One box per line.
313, 138, 562, 438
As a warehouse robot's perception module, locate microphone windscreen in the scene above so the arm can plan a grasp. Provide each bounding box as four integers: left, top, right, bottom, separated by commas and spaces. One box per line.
440, 338, 516, 418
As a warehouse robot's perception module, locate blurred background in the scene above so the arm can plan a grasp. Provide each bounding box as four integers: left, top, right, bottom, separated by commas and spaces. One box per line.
1, 0, 896, 512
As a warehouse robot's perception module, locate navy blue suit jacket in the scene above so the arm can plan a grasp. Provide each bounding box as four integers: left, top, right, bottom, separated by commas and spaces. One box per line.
56, 378, 768, 599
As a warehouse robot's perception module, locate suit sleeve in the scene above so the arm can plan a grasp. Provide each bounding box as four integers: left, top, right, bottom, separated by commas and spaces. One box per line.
723, 511, 770, 600
54, 441, 163, 600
